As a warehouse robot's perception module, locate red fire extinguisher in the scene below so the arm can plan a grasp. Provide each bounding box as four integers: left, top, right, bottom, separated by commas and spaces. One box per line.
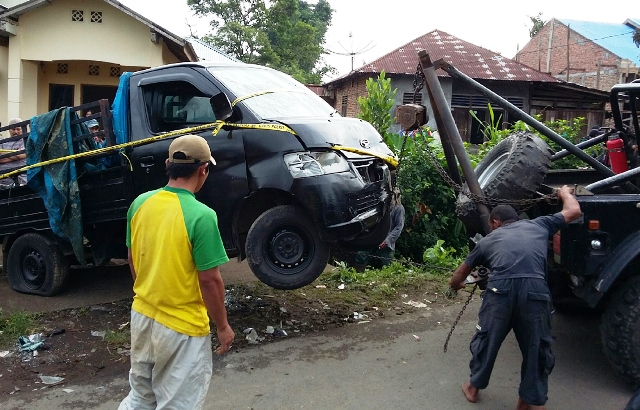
606, 134, 628, 174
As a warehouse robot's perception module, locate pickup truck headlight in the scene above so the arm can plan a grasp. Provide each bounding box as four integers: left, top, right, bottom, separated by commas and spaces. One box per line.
284, 151, 350, 178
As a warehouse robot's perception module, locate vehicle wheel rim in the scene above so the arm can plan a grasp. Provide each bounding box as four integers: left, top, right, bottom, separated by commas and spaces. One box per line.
21, 250, 47, 289
478, 152, 509, 188
267, 228, 312, 273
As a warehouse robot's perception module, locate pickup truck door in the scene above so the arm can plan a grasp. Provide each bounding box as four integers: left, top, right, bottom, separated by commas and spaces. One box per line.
128, 67, 249, 250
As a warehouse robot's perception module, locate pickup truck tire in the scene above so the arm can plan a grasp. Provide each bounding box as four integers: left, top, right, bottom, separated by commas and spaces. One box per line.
246, 205, 329, 290
6, 233, 69, 296
600, 275, 640, 385
456, 131, 553, 234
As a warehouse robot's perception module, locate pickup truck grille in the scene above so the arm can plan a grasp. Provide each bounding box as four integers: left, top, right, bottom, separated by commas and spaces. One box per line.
351, 190, 380, 213
349, 158, 384, 183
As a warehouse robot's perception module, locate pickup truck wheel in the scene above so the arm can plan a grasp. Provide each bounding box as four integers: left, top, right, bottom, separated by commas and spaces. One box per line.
600, 276, 640, 385
456, 131, 553, 234
246, 205, 329, 290
6, 233, 69, 296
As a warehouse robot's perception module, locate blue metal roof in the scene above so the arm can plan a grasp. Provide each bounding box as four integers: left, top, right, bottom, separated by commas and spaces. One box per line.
559, 19, 640, 65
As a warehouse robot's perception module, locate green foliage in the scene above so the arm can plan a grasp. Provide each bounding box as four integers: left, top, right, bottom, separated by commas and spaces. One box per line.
189, 0, 334, 83
536, 116, 598, 169
634, 29, 640, 48
528, 12, 546, 38
0, 309, 36, 347
356, 71, 397, 142
394, 129, 468, 261
423, 239, 463, 269
469, 103, 503, 143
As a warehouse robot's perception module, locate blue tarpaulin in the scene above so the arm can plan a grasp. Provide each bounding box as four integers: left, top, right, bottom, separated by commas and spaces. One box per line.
112, 72, 132, 146
26, 108, 86, 265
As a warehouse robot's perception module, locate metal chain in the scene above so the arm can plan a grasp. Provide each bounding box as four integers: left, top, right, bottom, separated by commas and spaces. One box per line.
412, 64, 425, 105
443, 284, 477, 353
416, 132, 558, 208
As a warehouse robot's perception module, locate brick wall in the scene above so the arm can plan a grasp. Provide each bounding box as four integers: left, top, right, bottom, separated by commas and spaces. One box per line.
333, 75, 369, 117
516, 19, 622, 91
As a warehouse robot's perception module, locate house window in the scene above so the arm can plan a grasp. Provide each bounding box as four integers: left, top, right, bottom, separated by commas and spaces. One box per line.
402, 92, 422, 104
90, 11, 103, 23
110, 66, 121, 77
341, 95, 348, 117
57, 63, 68, 74
71, 10, 83, 22
89, 65, 100, 76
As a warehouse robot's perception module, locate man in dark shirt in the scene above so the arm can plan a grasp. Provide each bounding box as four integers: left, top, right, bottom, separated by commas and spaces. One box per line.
449, 185, 581, 410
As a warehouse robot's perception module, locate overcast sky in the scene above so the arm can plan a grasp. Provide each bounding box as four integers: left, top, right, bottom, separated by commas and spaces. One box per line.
120, 0, 635, 80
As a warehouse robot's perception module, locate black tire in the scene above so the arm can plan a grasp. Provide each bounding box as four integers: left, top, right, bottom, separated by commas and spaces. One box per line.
246, 205, 330, 290
600, 276, 640, 385
6, 233, 69, 296
456, 131, 553, 234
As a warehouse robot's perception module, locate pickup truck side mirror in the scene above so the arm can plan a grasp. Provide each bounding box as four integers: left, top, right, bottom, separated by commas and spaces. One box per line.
210, 93, 233, 121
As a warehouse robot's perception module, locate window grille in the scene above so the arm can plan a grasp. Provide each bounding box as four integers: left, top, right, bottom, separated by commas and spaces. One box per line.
89, 65, 100, 76
110, 67, 121, 77
57, 63, 68, 74
71, 10, 83, 22
402, 92, 422, 104
90, 11, 102, 23
341, 95, 348, 117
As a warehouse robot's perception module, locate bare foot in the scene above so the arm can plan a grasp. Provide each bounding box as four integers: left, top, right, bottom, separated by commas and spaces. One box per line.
462, 381, 479, 403
516, 397, 546, 410
516, 398, 529, 410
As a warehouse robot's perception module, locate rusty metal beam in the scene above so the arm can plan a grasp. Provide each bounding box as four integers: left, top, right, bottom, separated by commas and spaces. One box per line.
419, 50, 491, 235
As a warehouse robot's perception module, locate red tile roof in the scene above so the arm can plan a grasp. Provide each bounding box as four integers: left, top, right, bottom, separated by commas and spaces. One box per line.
326, 29, 559, 84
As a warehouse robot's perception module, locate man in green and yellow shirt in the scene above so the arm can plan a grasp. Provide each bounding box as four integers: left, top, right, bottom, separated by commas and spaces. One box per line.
119, 135, 234, 410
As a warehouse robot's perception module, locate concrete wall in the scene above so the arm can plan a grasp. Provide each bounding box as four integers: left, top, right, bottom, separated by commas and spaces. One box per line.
0, 43, 7, 127
1, 0, 185, 123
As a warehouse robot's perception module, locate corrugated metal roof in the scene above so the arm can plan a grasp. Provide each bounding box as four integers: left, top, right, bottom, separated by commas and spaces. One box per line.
187, 37, 241, 63
559, 19, 640, 65
326, 30, 559, 85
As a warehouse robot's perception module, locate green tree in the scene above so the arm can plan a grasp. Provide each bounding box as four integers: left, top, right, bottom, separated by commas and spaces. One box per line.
188, 0, 334, 83
528, 12, 546, 38
634, 29, 640, 47
356, 71, 397, 144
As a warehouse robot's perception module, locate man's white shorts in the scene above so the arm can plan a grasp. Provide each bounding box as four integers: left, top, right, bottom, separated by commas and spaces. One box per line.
118, 310, 213, 410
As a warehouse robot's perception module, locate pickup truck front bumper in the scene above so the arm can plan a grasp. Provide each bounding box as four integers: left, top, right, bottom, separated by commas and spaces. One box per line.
291, 159, 391, 243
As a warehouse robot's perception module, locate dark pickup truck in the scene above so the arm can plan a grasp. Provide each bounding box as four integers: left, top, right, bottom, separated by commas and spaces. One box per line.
417, 51, 640, 385
0, 62, 395, 296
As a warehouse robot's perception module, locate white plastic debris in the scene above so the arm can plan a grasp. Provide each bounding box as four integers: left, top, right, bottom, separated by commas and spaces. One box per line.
118, 322, 129, 330
265, 326, 275, 334
413, 334, 421, 341
91, 331, 106, 338
279, 307, 288, 314
39, 375, 65, 385
0, 351, 13, 358
243, 328, 263, 344
403, 300, 428, 308
338, 283, 345, 290
63, 388, 74, 393
315, 285, 326, 289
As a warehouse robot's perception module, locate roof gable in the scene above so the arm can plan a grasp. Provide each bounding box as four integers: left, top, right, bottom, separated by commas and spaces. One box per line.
0, 0, 196, 61
559, 19, 640, 65
326, 29, 558, 85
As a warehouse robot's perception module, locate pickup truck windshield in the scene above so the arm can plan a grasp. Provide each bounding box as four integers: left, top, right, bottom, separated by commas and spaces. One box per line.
208, 66, 336, 119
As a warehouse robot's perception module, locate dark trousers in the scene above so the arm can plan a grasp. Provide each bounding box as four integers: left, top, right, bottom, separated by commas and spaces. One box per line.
469, 278, 555, 406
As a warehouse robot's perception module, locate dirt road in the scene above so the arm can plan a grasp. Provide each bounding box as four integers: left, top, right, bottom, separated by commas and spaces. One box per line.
1, 298, 634, 409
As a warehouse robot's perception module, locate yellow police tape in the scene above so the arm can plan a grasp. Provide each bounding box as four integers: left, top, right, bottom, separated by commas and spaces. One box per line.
0, 121, 397, 181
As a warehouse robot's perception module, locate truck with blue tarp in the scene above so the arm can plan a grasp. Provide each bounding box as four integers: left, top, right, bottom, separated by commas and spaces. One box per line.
0, 62, 396, 296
